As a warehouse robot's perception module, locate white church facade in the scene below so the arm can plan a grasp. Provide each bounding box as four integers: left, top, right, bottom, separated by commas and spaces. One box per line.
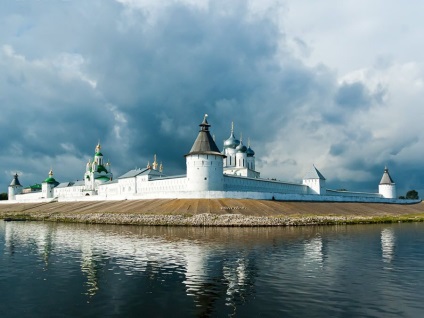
7, 115, 406, 204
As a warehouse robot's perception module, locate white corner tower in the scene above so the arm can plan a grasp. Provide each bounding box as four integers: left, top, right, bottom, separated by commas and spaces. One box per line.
379, 167, 396, 199
8, 173, 23, 201
303, 165, 326, 195
42, 169, 59, 199
185, 114, 226, 192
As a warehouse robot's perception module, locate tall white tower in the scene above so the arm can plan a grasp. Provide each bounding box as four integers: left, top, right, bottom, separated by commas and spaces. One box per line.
303, 165, 326, 195
379, 167, 396, 199
8, 173, 23, 201
185, 114, 226, 191
42, 169, 58, 199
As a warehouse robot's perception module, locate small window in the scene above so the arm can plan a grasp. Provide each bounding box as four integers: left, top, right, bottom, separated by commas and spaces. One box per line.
204, 177, 207, 180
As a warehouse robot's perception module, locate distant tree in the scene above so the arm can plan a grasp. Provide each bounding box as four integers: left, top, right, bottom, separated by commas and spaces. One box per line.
0, 193, 8, 200
406, 190, 419, 200
398, 196, 406, 199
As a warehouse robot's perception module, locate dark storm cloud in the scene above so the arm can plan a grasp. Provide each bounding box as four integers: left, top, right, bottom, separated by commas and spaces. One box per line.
335, 82, 371, 109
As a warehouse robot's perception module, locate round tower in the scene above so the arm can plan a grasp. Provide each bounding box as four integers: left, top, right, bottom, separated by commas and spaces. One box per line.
8, 173, 23, 201
185, 114, 226, 192
379, 167, 396, 199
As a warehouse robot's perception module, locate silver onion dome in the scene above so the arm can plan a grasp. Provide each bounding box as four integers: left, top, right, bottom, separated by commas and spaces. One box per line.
224, 132, 240, 149
236, 140, 247, 153
224, 122, 240, 149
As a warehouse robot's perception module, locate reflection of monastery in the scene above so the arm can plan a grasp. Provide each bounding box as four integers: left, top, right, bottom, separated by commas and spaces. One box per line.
8, 115, 402, 203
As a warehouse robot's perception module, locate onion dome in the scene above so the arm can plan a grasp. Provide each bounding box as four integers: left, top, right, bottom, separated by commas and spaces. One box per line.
43, 169, 58, 184
246, 138, 255, 157
223, 122, 240, 149
246, 146, 255, 157
236, 140, 247, 153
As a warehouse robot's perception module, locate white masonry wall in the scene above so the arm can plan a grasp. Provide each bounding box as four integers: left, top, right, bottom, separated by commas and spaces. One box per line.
326, 189, 382, 198
224, 175, 308, 195
54, 185, 86, 198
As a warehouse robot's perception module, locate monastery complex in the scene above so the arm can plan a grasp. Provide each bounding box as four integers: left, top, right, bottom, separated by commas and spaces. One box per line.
6, 115, 405, 204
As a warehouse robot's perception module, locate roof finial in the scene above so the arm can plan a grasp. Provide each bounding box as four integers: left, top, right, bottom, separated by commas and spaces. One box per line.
240, 132, 243, 142
199, 114, 211, 131
159, 162, 163, 173
95, 141, 101, 153
231, 121, 234, 134
147, 161, 151, 169
248, 137, 251, 147
153, 154, 158, 170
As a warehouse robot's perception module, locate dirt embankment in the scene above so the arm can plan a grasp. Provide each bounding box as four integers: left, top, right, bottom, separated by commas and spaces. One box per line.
1, 199, 424, 226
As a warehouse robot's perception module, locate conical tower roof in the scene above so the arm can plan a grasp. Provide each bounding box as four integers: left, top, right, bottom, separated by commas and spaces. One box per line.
9, 173, 22, 187
185, 115, 225, 157
380, 167, 395, 185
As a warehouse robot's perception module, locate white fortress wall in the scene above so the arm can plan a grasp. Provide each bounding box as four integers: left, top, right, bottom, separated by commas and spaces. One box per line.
118, 177, 138, 195
14, 191, 54, 203
137, 176, 188, 193
224, 175, 308, 195
326, 189, 382, 198
54, 185, 86, 198
57, 191, 419, 204
97, 181, 119, 196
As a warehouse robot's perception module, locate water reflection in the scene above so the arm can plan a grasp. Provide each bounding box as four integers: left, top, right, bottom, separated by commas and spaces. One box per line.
381, 228, 395, 265
304, 235, 323, 268
1, 221, 424, 318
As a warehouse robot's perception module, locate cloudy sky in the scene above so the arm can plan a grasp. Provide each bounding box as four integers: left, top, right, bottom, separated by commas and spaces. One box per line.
2, 0, 424, 196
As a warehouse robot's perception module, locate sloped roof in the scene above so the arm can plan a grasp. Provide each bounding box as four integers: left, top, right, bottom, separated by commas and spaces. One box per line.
9, 174, 22, 187
185, 115, 224, 157
118, 168, 149, 179
56, 182, 74, 188
380, 167, 395, 184
304, 165, 326, 180
74, 180, 85, 186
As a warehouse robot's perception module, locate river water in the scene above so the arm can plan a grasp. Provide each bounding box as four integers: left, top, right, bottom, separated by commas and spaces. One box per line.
1, 220, 423, 317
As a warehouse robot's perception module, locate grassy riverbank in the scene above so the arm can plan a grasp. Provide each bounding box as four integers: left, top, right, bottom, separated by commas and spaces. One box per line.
1, 199, 424, 226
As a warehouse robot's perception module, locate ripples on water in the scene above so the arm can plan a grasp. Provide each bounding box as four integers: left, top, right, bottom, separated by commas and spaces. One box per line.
1, 221, 424, 317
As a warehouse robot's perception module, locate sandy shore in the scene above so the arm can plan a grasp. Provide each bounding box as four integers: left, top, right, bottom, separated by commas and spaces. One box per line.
1, 199, 424, 226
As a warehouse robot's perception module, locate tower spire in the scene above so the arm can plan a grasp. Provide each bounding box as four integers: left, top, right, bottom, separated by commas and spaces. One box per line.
153, 154, 158, 170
